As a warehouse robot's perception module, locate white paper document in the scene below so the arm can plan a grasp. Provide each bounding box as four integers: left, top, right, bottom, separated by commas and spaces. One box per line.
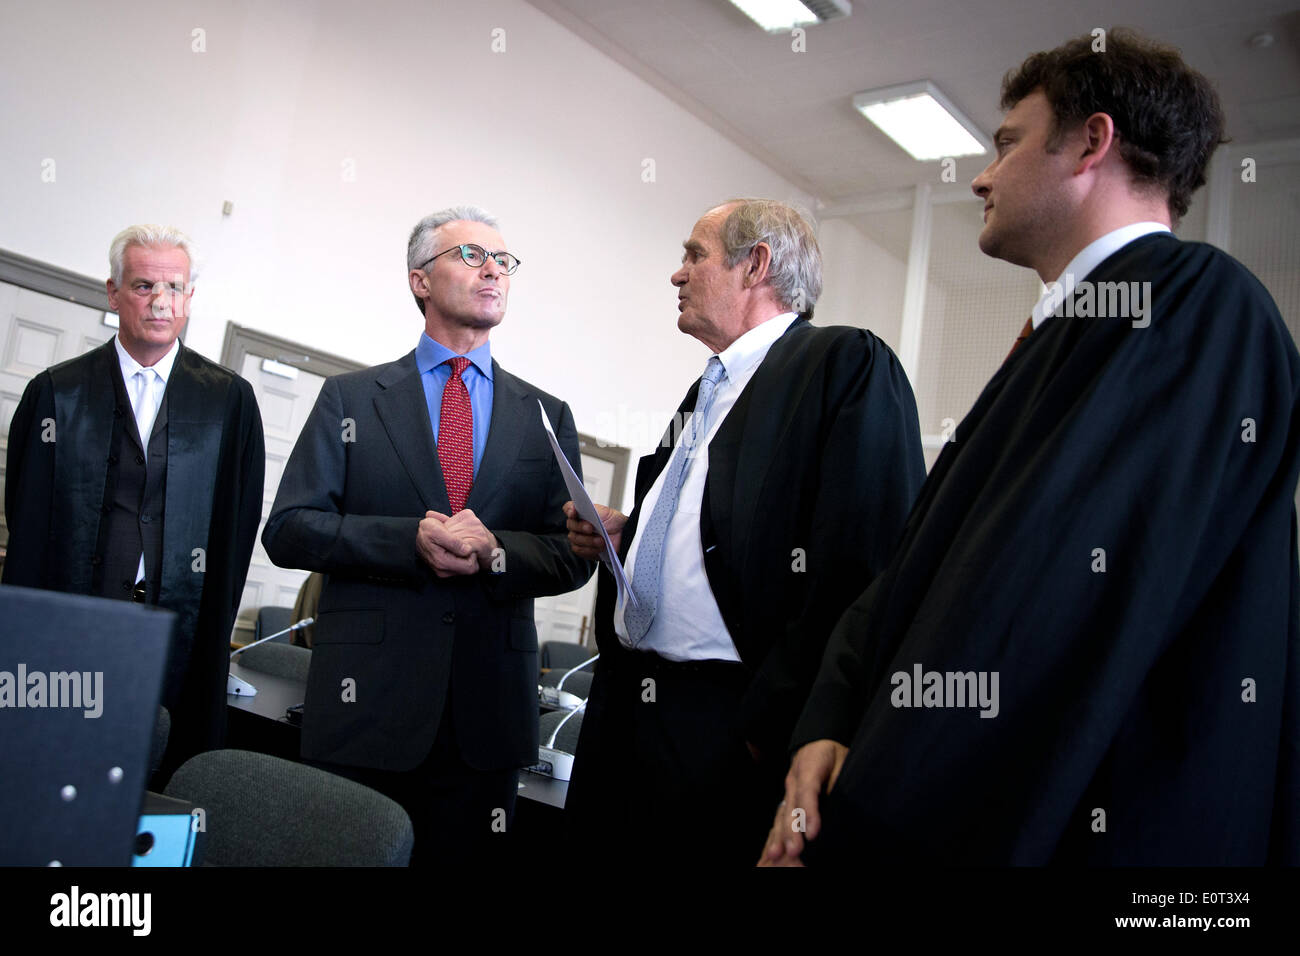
537, 400, 638, 608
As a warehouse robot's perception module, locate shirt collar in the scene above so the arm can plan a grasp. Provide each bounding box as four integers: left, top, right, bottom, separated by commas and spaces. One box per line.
714, 312, 798, 381
415, 333, 494, 381
114, 335, 180, 383
1031, 222, 1170, 329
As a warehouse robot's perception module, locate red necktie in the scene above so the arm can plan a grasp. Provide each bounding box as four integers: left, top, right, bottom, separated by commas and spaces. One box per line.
1004, 316, 1034, 362
438, 356, 473, 514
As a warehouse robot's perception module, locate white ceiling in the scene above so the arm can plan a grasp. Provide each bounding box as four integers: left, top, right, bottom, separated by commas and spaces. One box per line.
526, 0, 1300, 209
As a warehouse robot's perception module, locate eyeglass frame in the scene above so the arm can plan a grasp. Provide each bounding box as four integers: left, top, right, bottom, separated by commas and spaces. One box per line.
417, 243, 521, 276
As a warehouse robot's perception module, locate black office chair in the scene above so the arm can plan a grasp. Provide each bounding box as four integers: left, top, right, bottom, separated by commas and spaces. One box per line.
540, 641, 595, 671
164, 749, 413, 866
236, 641, 312, 683
253, 605, 295, 643
539, 708, 584, 754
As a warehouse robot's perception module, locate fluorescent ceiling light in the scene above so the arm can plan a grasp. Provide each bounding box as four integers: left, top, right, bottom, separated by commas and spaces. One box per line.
853, 81, 990, 161
728, 0, 820, 32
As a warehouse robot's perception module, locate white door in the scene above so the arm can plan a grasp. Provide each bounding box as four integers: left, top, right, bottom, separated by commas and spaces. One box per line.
234, 354, 327, 636
0, 281, 115, 548
532, 451, 618, 648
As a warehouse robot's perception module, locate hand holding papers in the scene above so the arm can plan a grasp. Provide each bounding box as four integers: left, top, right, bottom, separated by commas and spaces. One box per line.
538, 401, 637, 608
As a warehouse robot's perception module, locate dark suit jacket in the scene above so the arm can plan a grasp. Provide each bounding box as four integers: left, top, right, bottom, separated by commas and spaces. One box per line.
580, 318, 926, 761
4, 340, 265, 762
261, 350, 593, 773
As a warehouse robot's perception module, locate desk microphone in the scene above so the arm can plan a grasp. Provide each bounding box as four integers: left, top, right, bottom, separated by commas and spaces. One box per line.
226, 618, 314, 697
532, 700, 586, 781
538, 652, 598, 710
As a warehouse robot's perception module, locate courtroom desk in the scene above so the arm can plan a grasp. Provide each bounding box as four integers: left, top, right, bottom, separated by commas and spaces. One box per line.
225, 660, 304, 762
517, 770, 567, 810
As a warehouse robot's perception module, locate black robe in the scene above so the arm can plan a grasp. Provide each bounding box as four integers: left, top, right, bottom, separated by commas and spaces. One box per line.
3, 341, 265, 770
566, 320, 925, 862
793, 233, 1300, 865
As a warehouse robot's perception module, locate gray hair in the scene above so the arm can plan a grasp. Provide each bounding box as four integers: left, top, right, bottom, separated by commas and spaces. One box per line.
407, 205, 500, 315
716, 199, 821, 318
108, 224, 198, 286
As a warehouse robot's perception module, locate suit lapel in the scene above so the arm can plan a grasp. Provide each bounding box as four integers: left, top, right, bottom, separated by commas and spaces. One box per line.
703, 319, 809, 576
107, 347, 146, 453
465, 361, 526, 517
373, 352, 449, 513
150, 387, 169, 443
160, 346, 221, 614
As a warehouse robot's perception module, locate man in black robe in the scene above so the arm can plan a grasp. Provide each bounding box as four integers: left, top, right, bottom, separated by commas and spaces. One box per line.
4, 225, 264, 777
761, 29, 1300, 865
564, 199, 924, 864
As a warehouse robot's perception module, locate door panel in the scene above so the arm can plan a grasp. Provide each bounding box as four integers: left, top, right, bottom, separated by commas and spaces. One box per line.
236, 353, 327, 633
0, 282, 114, 547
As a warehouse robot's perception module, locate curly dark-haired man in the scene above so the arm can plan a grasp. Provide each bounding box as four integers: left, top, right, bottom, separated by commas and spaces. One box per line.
762, 29, 1300, 866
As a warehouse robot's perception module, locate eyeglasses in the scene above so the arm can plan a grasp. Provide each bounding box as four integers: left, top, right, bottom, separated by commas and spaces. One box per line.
418, 244, 521, 275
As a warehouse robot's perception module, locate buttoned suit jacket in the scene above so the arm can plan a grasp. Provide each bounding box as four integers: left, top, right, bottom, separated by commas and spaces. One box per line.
262, 349, 593, 772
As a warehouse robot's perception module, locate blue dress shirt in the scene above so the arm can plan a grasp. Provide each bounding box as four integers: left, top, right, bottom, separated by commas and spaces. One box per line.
415, 334, 494, 478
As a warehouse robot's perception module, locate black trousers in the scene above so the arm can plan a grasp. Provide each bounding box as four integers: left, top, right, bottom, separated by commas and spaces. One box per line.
312, 692, 519, 867
566, 645, 784, 866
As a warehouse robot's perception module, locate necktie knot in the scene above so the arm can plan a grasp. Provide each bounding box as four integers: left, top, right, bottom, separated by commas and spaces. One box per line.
446, 356, 471, 378
685, 357, 725, 451
701, 356, 725, 388
1004, 317, 1034, 363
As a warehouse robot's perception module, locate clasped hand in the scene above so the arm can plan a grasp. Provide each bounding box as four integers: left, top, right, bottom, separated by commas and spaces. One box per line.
417, 509, 497, 577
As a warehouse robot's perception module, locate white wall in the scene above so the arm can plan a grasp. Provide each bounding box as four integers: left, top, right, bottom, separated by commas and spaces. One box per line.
816, 218, 906, 353
0, 0, 813, 468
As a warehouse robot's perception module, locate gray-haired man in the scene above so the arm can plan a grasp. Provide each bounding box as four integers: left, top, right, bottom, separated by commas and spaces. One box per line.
562, 199, 926, 864
4, 225, 265, 777
263, 206, 592, 862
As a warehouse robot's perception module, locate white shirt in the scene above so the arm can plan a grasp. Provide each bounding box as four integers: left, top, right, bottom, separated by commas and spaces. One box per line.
615, 312, 799, 661
1031, 222, 1170, 330
114, 335, 179, 583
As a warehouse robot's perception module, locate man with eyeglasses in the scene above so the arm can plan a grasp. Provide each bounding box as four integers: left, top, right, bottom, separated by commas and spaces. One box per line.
263, 205, 592, 863
4, 224, 265, 780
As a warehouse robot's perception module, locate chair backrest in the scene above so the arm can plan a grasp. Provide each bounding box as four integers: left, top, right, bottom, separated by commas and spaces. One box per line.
539, 641, 595, 671
539, 709, 584, 753
163, 749, 413, 866
253, 606, 295, 643
236, 641, 312, 683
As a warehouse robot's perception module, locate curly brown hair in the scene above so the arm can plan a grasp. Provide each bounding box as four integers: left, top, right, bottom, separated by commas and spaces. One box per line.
1000, 28, 1227, 223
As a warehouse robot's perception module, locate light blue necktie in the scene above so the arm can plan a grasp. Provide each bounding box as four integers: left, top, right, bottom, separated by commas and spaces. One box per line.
624, 356, 726, 644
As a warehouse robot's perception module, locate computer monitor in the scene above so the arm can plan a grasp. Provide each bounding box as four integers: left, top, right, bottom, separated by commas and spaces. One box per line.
0, 584, 174, 866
